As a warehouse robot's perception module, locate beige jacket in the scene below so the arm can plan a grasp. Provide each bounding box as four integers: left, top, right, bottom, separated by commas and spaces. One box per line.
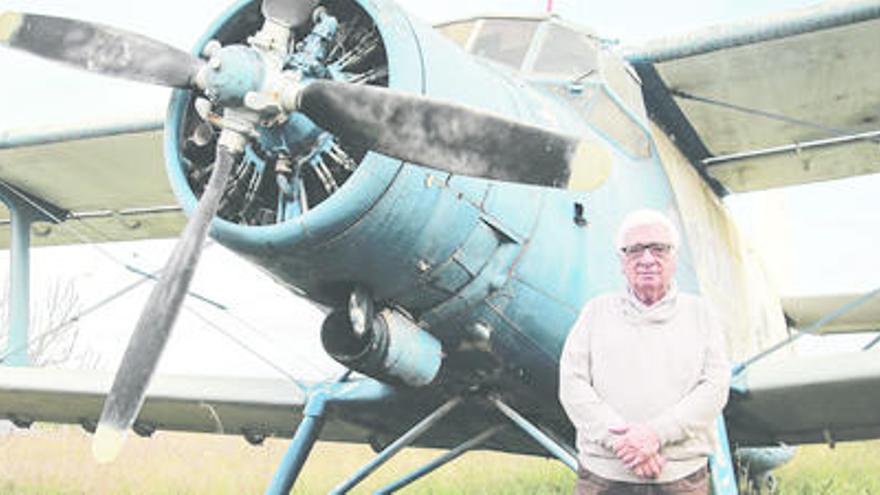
559, 288, 730, 483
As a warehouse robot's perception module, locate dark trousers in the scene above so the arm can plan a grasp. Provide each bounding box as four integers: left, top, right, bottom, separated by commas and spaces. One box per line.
575, 466, 710, 495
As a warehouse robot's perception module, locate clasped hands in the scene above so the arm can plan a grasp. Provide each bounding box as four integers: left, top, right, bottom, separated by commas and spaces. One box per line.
609, 423, 665, 480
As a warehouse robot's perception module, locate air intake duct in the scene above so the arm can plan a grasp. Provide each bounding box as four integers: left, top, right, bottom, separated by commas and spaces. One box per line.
321, 308, 443, 387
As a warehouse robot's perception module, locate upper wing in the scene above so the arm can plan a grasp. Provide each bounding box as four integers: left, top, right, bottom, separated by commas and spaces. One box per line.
727, 350, 880, 446
0, 115, 185, 248
626, 1, 880, 192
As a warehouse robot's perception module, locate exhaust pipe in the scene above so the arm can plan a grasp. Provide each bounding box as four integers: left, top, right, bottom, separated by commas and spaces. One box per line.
321, 308, 443, 387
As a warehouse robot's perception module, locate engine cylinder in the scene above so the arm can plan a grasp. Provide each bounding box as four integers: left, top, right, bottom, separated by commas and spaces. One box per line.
321, 308, 443, 387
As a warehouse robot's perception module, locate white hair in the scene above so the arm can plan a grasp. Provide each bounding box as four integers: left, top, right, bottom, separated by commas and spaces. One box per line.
615, 209, 681, 251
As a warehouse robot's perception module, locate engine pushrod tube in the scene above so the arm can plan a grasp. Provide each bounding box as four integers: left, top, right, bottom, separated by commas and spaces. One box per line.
491, 396, 578, 472
374, 425, 505, 494
329, 396, 463, 494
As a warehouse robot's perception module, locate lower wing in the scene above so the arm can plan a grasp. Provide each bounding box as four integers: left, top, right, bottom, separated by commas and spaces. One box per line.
727, 350, 880, 446
0, 365, 550, 456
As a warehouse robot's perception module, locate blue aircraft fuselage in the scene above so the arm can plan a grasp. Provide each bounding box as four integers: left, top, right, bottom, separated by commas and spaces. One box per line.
164, 0, 700, 418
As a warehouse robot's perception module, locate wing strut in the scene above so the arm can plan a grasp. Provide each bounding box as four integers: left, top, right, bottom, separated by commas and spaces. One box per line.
0, 183, 66, 366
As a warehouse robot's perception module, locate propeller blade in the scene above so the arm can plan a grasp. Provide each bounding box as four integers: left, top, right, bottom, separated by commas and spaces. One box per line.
0, 12, 203, 88
261, 0, 320, 28
296, 80, 608, 189
92, 145, 237, 463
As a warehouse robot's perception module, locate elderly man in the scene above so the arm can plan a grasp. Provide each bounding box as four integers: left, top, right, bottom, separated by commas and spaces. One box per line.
560, 209, 730, 494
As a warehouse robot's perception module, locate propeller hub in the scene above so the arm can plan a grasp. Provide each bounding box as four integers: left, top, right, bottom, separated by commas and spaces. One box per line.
197, 45, 266, 107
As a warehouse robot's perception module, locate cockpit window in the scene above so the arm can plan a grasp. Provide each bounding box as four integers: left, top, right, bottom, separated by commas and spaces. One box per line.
436, 20, 477, 48
531, 23, 598, 77
470, 19, 540, 69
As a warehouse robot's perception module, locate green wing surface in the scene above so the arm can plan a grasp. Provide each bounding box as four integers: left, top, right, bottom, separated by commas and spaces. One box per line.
0, 116, 184, 248
628, 0, 880, 192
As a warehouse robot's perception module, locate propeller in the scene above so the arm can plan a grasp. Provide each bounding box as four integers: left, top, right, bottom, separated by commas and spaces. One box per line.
0, 12, 203, 88
293, 80, 593, 187
93, 143, 237, 463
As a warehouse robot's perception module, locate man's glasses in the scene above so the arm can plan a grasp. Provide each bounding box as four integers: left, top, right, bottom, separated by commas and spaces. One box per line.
621, 243, 673, 258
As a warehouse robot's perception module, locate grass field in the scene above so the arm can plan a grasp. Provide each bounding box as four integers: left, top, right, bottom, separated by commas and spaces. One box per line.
0, 425, 878, 494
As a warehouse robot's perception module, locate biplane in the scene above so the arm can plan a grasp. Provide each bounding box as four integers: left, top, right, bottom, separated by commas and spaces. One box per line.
1, 0, 879, 493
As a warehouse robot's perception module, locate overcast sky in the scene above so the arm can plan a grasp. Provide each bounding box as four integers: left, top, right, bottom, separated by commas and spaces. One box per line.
1, 0, 878, 375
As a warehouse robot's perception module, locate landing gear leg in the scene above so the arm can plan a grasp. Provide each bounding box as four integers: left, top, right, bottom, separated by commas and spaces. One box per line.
374, 425, 504, 494
265, 391, 329, 495
490, 395, 578, 472
329, 396, 463, 494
